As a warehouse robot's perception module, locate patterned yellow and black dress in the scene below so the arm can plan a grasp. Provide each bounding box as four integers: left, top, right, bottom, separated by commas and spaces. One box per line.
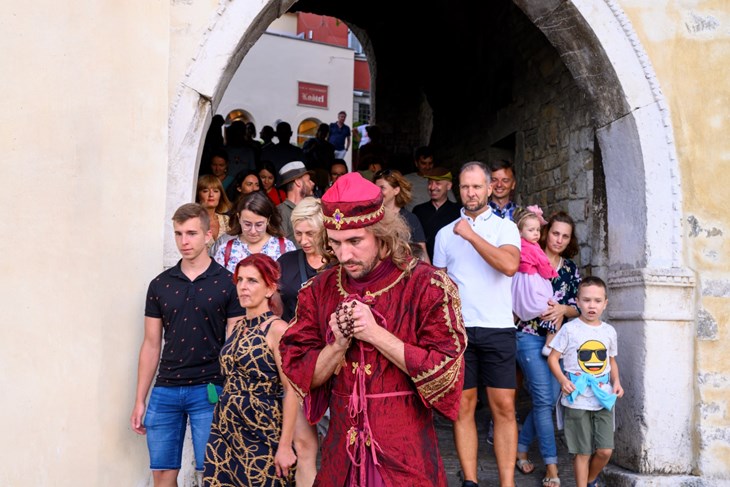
203, 311, 291, 486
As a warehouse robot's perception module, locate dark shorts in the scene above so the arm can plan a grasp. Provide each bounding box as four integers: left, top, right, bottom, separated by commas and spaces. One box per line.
464, 327, 516, 390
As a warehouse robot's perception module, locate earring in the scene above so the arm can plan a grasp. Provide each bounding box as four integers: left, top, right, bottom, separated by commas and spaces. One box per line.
265, 294, 272, 299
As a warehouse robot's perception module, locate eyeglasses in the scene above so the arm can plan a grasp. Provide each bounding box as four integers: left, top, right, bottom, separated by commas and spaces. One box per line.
577, 349, 607, 361
241, 220, 268, 232
373, 169, 392, 179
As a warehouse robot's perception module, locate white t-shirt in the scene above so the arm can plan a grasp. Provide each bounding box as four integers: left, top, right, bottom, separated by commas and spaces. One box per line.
433, 207, 520, 328
551, 317, 618, 411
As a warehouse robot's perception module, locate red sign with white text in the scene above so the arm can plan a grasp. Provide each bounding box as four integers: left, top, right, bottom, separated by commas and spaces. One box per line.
298, 82, 328, 109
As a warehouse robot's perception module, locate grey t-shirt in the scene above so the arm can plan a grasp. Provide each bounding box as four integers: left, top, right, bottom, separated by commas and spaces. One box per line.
551, 318, 618, 410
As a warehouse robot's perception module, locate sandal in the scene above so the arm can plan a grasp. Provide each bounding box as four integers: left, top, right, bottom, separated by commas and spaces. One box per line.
542, 477, 561, 487
515, 458, 534, 474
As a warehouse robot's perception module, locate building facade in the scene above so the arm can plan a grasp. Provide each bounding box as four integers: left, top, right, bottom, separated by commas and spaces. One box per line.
0, 1, 728, 485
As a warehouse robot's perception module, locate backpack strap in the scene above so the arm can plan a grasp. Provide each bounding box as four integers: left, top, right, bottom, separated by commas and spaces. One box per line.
278, 236, 286, 255
224, 238, 235, 268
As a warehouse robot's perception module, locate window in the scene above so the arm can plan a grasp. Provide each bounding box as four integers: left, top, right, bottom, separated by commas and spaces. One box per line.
297, 118, 321, 147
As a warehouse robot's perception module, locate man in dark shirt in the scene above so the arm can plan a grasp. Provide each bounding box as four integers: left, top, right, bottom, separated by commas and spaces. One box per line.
130, 203, 244, 485
413, 167, 462, 261
261, 121, 305, 174
328, 110, 351, 159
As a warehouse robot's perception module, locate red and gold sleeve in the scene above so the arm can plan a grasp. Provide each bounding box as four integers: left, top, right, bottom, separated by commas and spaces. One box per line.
403, 270, 467, 421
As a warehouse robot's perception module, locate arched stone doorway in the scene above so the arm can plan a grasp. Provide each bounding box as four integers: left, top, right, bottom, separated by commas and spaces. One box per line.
166, 0, 697, 481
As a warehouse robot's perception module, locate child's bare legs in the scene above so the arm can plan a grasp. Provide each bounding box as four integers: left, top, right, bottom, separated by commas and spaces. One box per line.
573, 448, 612, 486
573, 454, 590, 486
587, 448, 612, 484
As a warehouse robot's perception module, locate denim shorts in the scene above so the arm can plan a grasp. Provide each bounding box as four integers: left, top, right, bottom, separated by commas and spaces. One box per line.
144, 384, 222, 471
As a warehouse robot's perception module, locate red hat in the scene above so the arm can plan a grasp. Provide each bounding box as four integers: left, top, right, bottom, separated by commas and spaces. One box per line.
321, 172, 384, 230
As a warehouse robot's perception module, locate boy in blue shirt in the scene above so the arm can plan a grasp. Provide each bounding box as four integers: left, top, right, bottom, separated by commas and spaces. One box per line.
548, 276, 624, 487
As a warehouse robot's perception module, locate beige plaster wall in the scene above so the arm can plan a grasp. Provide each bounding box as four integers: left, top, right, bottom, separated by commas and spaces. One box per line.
620, 0, 730, 477
0, 1, 169, 485
169, 0, 220, 107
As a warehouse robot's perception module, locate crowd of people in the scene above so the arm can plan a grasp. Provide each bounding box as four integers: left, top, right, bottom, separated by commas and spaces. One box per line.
130, 113, 623, 487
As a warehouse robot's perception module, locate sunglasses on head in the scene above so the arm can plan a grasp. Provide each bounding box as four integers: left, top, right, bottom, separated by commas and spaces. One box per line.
578, 349, 607, 361
374, 169, 392, 179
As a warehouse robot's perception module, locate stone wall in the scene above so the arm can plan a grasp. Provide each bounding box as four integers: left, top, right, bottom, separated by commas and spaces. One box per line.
427, 2, 608, 276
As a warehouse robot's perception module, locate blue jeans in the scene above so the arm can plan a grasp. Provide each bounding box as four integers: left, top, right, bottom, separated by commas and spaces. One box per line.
516, 332, 560, 465
144, 384, 221, 471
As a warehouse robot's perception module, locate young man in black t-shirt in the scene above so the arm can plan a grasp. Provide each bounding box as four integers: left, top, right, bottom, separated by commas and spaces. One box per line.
130, 203, 244, 485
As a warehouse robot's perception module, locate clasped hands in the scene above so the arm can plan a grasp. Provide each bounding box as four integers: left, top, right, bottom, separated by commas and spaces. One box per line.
329, 299, 379, 346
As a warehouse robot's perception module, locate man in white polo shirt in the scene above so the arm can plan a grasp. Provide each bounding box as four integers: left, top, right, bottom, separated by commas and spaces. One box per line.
433, 161, 520, 487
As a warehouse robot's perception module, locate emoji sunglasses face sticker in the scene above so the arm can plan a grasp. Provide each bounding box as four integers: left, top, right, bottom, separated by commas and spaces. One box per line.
577, 340, 608, 375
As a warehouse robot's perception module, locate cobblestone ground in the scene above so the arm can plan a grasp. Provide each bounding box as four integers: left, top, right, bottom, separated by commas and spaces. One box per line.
436, 396, 578, 487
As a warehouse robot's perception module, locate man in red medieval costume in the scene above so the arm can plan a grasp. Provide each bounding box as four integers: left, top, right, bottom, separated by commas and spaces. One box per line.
280, 172, 467, 487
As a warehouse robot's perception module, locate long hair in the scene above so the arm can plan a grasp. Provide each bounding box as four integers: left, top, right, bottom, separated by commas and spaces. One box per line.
540, 211, 580, 258
228, 191, 284, 237
324, 210, 413, 272
196, 175, 232, 214
374, 169, 413, 208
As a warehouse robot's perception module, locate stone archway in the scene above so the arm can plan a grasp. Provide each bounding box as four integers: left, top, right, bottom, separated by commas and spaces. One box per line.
166, 0, 697, 481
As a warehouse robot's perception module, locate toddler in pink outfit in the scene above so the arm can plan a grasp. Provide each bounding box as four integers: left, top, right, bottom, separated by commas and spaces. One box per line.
511, 206, 558, 354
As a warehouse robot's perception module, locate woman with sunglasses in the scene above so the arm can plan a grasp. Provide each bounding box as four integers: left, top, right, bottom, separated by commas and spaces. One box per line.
373, 168, 430, 263
214, 191, 295, 273
514, 211, 581, 487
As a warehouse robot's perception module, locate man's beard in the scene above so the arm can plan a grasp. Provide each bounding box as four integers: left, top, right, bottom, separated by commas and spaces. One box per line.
341, 254, 381, 279
464, 198, 487, 213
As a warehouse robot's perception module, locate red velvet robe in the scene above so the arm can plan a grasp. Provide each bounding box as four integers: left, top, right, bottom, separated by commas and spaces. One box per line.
280, 259, 466, 487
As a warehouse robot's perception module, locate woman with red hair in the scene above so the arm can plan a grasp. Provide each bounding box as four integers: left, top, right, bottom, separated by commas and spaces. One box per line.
203, 254, 297, 486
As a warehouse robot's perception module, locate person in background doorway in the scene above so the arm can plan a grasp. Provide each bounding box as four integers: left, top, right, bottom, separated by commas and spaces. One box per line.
225, 120, 259, 179
196, 175, 232, 252
209, 148, 235, 192
259, 161, 286, 206
327, 159, 348, 190
488, 159, 518, 221
276, 161, 316, 245
199, 114, 225, 177
374, 168, 430, 263
226, 169, 263, 205
302, 123, 335, 194
328, 111, 351, 159
262, 122, 305, 174
405, 146, 433, 211
412, 167, 462, 261
260, 125, 275, 150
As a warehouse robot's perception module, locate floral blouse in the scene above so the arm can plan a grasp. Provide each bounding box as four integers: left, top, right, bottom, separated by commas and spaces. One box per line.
213, 235, 296, 273
517, 257, 581, 336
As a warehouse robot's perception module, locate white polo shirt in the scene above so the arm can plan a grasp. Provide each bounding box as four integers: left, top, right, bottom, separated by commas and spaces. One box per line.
433, 207, 520, 329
